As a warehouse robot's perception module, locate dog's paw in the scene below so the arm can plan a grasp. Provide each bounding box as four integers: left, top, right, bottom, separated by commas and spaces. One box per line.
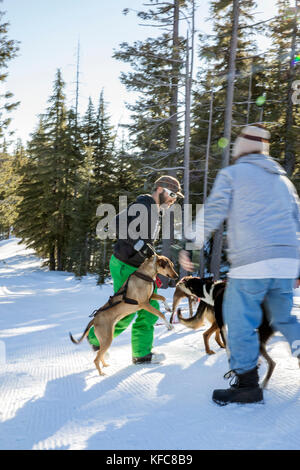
207, 350, 215, 355
166, 323, 174, 331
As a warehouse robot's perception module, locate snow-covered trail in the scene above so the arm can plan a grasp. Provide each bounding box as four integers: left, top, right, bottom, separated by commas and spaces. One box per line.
0, 238, 299, 450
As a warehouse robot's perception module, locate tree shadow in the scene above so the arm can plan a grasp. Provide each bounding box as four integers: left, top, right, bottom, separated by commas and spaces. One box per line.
0, 360, 150, 449
86, 355, 222, 450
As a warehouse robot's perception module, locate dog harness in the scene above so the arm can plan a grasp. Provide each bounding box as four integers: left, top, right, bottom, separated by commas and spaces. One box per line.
89, 271, 156, 318
202, 285, 215, 306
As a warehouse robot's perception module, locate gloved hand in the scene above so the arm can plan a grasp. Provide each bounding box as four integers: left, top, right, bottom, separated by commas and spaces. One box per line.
141, 242, 156, 258
133, 240, 155, 258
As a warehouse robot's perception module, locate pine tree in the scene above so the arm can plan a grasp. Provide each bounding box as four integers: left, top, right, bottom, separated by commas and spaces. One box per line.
94, 90, 115, 189
113, 1, 187, 173
0, 140, 26, 237
15, 118, 57, 267
65, 97, 97, 276
65, 91, 116, 278
264, 0, 300, 181
0, 6, 20, 237
15, 70, 82, 270
90, 91, 117, 281
0, 8, 19, 140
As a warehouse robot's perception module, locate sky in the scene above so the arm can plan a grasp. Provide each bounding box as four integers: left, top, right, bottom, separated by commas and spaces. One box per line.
3, 0, 279, 147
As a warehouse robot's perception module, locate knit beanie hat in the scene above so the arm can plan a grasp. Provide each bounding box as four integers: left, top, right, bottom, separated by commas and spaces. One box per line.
154, 175, 184, 198
232, 125, 271, 160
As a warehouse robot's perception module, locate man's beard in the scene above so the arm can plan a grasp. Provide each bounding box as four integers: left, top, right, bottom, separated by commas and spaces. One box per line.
159, 191, 176, 209
158, 191, 168, 206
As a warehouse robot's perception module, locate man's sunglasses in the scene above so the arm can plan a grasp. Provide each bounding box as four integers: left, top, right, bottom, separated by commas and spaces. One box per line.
163, 187, 177, 199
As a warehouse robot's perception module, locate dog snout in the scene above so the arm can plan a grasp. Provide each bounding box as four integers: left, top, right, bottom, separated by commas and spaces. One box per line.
165, 270, 178, 279
170, 270, 178, 279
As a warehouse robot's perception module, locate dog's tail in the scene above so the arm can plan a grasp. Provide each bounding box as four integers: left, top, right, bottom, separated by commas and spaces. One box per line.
69, 318, 94, 345
177, 302, 209, 330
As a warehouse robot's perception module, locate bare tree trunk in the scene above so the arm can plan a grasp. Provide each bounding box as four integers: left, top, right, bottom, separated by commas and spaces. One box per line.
246, 62, 253, 125
183, 0, 195, 206
49, 244, 56, 271
199, 88, 214, 277
210, 228, 223, 280
284, 0, 298, 177
100, 240, 107, 284
180, 32, 192, 280
74, 40, 80, 199
183, 33, 191, 208
57, 242, 63, 271
75, 40, 80, 135
162, 0, 180, 284
221, 0, 240, 168
168, 0, 180, 171
210, 0, 240, 280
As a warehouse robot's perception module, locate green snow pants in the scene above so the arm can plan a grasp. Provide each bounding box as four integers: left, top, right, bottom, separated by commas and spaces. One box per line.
88, 254, 159, 358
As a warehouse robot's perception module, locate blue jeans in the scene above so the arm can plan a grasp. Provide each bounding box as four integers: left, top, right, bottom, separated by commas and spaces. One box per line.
223, 278, 300, 373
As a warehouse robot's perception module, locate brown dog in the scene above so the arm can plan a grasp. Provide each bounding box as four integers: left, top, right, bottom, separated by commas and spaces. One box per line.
69, 254, 178, 375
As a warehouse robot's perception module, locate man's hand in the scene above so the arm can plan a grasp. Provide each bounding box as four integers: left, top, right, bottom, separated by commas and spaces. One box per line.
134, 240, 156, 258
294, 278, 300, 289
141, 243, 156, 258
179, 250, 194, 272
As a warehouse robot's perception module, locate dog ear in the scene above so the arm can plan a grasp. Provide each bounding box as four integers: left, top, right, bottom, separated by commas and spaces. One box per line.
157, 257, 167, 269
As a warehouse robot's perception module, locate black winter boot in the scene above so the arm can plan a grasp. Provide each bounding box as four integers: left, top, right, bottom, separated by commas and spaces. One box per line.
132, 352, 165, 364
212, 367, 264, 406
132, 353, 153, 364
86, 338, 100, 352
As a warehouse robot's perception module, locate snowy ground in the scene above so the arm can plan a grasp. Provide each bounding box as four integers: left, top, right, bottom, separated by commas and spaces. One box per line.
0, 238, 299, 450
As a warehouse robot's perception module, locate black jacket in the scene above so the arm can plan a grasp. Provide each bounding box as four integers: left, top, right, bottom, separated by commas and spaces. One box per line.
113, 194, 161, 267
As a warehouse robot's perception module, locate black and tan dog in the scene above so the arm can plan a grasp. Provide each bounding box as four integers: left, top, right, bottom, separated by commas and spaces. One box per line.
70, 254, 178, 375
175, 277, 276, 389
172, 276, 227, 355
170, 275, 199, 323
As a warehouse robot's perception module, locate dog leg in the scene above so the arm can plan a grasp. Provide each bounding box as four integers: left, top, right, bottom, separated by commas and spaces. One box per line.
141, 302, 174, 330
93, 327, 113, 375
203, 321, 218, 355
151, 293, 171, 313
94, 350, 105, 376
215, 328, 226, 349
170, 290, 184, 324
260, 344, 276, 389
220, 327, 227, 348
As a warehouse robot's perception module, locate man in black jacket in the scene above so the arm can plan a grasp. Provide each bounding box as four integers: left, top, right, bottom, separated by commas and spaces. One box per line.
88, 175, 183, 364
